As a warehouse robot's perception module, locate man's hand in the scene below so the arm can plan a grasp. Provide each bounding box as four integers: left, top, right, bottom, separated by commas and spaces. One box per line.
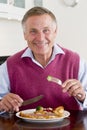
62, 79, 86, 102
0, 93, 23, 112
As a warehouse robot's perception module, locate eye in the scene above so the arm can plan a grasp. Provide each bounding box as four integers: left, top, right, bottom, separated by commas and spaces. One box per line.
30, 29, 37, 34
43, 29, 50, 34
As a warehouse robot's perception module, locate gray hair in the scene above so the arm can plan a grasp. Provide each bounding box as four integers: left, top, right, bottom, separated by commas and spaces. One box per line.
21, 6, 57, 32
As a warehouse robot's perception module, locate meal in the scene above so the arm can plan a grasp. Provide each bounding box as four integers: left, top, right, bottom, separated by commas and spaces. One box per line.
19, 106, 64, 119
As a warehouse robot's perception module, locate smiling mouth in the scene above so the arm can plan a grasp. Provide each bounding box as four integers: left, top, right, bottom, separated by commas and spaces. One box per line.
35, 42, 48, 48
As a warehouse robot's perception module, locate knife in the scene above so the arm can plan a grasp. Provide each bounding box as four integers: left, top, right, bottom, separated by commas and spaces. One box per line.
22, 95, 44, 106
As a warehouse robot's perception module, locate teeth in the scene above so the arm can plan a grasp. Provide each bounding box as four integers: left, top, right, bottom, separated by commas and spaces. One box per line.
36, 43, 47, 47
36, 42, 45, 44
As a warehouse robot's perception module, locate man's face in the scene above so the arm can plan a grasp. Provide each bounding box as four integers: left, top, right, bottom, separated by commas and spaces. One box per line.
24, 14, 57, 56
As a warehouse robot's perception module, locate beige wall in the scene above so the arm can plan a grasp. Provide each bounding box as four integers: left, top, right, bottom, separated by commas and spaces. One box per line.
0, 0, 87, 61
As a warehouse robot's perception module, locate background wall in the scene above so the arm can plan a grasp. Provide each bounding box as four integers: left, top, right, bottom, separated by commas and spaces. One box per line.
0, 0, 87, 61
43, 0, 87, 60
0, 19, 25, 55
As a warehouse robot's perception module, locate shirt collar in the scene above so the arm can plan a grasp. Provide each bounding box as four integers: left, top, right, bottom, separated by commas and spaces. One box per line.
21, 44, 65, 59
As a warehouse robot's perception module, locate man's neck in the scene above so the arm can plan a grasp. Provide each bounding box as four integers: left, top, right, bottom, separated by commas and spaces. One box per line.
33, 51, 52, 67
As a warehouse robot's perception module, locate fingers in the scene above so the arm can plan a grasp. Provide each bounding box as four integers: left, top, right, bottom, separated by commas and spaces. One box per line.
0, 93, 23, 112
62, 79, 78, 92
62, 79, 86, 101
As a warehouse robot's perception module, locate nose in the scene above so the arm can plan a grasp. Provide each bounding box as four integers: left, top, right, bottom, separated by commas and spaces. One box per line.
36, 32, 45, 41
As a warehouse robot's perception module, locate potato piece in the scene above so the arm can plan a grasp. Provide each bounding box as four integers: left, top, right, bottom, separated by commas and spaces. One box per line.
53, 106, 64, 117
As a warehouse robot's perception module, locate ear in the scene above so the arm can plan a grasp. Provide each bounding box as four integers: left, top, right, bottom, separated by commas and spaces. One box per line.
24, 32, 27, 40
54, 27, 58, 37
55, 26, 58, 34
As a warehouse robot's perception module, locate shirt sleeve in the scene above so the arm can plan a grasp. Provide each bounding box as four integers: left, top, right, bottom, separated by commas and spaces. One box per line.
77, 58, 87, 110
0, 61, 10, 99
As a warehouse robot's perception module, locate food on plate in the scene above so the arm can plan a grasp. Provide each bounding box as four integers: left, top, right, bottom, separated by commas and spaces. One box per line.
53, 106, 64, 117
36, 106, 44, 111
19, 106, 64, 119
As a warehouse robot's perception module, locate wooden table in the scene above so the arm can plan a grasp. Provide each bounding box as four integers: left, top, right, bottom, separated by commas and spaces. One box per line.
0, 110, 87, 130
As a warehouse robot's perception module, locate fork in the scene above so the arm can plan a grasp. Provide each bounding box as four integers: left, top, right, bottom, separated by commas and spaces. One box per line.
47, 75, 62, 85
47, 75, 82, 98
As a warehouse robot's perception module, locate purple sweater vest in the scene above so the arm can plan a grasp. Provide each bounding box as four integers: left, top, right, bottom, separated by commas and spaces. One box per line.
7, 47, 80, 110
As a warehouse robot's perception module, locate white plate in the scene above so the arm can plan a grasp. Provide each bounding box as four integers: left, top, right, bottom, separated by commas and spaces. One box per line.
16, 109, 70, 123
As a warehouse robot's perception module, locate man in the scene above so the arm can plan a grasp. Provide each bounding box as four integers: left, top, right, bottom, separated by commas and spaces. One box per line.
0, 6, 87, 112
